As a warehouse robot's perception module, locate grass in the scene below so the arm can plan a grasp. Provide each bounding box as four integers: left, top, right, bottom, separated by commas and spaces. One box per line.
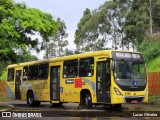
146, 56, 160, 72
0, 97, 11, 110
0, 71, 6, 81
0, 97, 11, 102
148, 95, 160, 104
0, 105, 10, 110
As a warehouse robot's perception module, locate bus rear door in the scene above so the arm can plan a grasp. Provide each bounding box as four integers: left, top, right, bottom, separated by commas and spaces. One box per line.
6, 68, 15, 99
50, 66, 60, 101
15, 70, 22, 99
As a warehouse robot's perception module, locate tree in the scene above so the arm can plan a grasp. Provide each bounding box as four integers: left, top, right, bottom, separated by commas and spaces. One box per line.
74, 7, 112, 52
0, 0, 60, 74
124, 0, 149, 49
74, 1, 129, 52
0, 0, 60, 60
74, 0, 160, 52
63, 48, 74, 56
124, 0, 160, 49
138, 36, 160, 61
43, 18, 68, 58
105, 1, 124, 50
74, 8, 92, 52
148, 0, 160, 36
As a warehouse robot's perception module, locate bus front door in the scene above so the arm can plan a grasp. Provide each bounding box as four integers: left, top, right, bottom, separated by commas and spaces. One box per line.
96, 60, 111, 103
50, 66, 60, 101
15, 70, 22, 99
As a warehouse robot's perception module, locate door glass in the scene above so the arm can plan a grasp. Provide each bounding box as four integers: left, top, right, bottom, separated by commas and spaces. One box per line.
50, 66, 60, 101
97, 60, 111, 102
15, 70, 21, 99
7, 68, 14, 82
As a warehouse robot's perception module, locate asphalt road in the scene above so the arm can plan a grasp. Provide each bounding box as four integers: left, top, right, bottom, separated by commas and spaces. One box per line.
1, 100, 160, 120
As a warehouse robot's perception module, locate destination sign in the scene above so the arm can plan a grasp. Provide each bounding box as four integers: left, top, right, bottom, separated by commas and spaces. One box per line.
112, 52, 143, 60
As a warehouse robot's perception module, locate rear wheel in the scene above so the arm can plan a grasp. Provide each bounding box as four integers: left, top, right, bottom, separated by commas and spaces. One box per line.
27, 92, 40, 106
52, 102, 63, 107
84, 94, 92, 108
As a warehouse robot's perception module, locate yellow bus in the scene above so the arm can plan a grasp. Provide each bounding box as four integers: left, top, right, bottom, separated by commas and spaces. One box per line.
6, 50, 148, 108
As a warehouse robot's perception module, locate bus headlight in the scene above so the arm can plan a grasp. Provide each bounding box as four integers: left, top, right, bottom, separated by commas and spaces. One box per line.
114, 87, 123, 96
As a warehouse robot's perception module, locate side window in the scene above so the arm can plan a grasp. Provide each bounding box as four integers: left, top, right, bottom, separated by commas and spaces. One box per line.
63, 60, 78, 78
79, 57, 94, 77
23, 66, 29, 80
7, 68, 15, 82
28, 65, 38, 80
39, 63, 49, 80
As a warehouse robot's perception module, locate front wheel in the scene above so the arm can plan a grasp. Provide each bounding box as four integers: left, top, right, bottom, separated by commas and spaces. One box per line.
110, 104, 122, 111
114, 104, 122, 111
84, 94, 92, 108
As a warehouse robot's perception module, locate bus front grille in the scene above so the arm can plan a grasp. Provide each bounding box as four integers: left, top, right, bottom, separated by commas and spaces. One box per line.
125, 97, 144, 103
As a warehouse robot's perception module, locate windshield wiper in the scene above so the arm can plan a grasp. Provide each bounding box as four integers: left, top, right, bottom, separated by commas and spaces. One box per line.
123, 60, 131, 72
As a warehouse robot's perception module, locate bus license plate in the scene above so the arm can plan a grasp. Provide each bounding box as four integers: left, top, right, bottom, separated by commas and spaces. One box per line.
131, 100, 138, 104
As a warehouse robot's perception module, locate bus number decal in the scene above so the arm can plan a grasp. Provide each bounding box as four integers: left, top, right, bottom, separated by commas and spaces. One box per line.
65, 79, 74, 84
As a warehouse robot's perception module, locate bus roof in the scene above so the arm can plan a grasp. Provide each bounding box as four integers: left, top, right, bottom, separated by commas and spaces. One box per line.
7, 50, 141, 68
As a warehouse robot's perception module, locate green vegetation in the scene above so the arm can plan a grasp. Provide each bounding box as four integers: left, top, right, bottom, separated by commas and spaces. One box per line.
75, 0, 160, 53
149, 95, 160, 104
146, 56, 160, 72
137, 36, 160, 72
74, 0, 160, 72
43, 18, 69, 58
0, 71, 6, 81
0, 0, 160, 73
0, 0, 60, 60
0, 105, 11, 110
0, 0, 69, 75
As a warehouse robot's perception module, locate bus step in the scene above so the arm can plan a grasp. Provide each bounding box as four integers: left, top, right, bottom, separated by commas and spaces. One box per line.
51, 101, 60, 103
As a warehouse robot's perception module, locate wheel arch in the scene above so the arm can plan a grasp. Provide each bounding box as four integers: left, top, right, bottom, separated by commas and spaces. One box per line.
80, 89, 92, 105
27, 89, 40, 106
80, 89, 91, 97
27, 90, 33, 96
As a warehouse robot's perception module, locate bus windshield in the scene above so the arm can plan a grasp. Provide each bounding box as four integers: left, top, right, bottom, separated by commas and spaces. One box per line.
113, 60, 146, 87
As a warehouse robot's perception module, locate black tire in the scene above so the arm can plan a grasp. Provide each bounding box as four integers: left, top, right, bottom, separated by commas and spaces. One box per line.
114, 104, 122, 111
27, 92, 34, 106
110, 104, 122, 111
27, 92, 40, 106
52, 102, 63, 107
84, 94, 92, 108
34, 101, 41, 106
